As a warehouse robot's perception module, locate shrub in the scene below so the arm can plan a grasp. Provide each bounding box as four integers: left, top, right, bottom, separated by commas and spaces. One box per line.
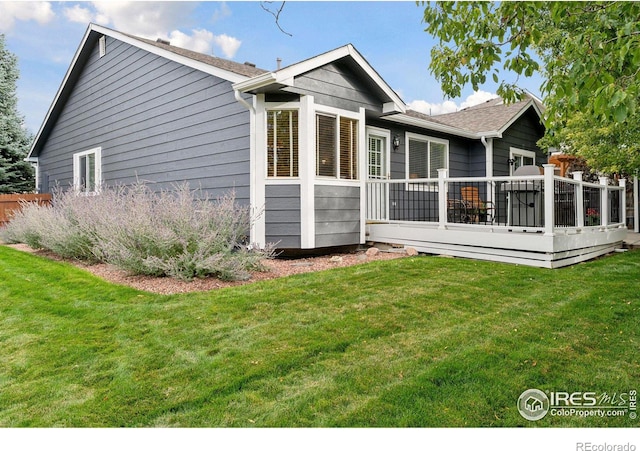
1, 183, 273, 281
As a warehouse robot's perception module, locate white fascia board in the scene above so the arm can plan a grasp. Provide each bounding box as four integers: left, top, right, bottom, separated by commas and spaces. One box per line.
233, 72, 278, 93
91, 24, 249, 83
345, 45, 405, 114
234, 44, 406, 113
28, 23, 252, 159
27, 24, 94, 159
382, 114, 498, 140
495, 99, 540, 136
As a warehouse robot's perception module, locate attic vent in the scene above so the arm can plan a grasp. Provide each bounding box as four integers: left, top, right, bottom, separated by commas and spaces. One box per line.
99, 36, 106, 58
244, 62, 256, 68
156, 38, 170, 45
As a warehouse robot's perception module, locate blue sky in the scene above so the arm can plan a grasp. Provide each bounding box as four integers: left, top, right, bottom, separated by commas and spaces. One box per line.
1, 1, 544, 134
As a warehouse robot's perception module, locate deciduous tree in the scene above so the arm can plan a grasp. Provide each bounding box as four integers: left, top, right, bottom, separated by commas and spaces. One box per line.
423, 2, 640, 174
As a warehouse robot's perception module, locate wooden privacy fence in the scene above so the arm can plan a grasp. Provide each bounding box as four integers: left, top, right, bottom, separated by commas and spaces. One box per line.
0, 194, 52, 226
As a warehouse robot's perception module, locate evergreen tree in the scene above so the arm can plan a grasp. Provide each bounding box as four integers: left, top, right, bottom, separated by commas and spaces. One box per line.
0, 33, 34, 193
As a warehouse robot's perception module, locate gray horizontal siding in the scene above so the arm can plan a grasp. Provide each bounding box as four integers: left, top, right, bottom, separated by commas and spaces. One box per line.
37, 35, 251, 202
293, 61, 381, 113
315, 185, 360, 247
367, 119, 476, 179
493, 108, 546, 176
265, 184, 301, 249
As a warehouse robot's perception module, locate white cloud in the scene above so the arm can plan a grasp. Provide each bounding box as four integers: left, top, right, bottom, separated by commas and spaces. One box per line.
166, 29, 214, 55
408, 90, 499, 116
0, 1, 55, 31
60, 2, 242, 58
63, 4, 93, 24
212, 34, 242, 58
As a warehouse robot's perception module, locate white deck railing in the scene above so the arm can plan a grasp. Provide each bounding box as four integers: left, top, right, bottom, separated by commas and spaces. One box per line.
366, 164, 626, 234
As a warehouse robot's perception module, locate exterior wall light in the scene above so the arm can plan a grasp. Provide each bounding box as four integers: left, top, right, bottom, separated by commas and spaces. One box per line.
393, 135, 400, 151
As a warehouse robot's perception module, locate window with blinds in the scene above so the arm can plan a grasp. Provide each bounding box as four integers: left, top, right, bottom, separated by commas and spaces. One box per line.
316, 114, 336, 177
267, 110, 299, 177
406, 134, 448, 186
339, 117, 358, 180
316, 113, 358, 179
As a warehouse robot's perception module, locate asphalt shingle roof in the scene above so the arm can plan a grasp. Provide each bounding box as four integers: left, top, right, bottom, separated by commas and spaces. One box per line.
125, 33, 269, 78
422, 95, 542, 134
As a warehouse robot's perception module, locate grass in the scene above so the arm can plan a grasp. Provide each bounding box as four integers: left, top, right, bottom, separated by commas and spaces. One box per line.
0, 245, 639, 427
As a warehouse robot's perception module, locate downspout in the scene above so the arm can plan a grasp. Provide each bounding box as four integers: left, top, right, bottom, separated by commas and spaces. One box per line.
234, 89, 255, 114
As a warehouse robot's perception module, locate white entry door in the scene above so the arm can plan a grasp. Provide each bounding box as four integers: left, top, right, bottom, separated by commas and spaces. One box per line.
366, 128, 390, 221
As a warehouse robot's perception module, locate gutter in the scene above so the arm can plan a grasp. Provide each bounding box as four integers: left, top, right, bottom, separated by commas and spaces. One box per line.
234, 89, 255, 113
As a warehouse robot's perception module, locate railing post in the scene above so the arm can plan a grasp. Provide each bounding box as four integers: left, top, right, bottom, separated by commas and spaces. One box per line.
599, 176, 609, 227
619, 178, 626, 227
438, 168, 447, 229
543, 164, 555, 235
573, 171, 584, 228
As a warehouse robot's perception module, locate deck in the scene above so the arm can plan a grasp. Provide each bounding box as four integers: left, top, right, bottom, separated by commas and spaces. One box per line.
365, 165, 627, 268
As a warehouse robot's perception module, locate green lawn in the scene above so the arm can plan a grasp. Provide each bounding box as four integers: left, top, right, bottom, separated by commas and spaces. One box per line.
0, 245, 638, 427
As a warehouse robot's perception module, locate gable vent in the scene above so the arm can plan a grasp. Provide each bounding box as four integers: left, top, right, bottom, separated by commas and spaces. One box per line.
156, 38, 170, 45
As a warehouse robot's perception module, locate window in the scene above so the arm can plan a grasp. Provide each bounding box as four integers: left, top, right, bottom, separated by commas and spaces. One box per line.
368, 134, 386, 179
406, 133, 448, 179
510, 148, 536, 174
73, 147, 101, 194
316, 113, 358, 179
267, 110, 298, 177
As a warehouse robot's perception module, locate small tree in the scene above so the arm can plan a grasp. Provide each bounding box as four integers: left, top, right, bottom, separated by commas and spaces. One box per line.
0, 34, 34, 193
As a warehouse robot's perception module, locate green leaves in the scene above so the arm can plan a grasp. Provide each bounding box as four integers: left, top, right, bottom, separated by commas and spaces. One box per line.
423, 1, 640, 174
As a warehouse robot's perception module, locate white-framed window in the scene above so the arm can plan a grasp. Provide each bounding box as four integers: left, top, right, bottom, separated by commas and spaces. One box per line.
509, 147, 536, 174
267, 109, 299, 177
73, 147, 102, 194
405, 132, 448, 181
316, 112, 358, 180
366, 126, 390, 180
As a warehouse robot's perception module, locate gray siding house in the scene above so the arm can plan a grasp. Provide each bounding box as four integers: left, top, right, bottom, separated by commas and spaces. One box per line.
28, 23, 547, 252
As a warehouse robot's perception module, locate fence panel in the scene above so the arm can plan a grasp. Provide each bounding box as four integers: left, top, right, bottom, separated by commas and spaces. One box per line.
0, 194, 52, 225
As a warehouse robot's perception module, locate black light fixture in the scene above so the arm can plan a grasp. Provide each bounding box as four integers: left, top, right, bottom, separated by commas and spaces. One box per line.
507, 158, 516, 166
392, 135, 400, 151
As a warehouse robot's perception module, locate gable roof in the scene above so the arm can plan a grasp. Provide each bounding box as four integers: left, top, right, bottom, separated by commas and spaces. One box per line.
123, 33, 268, 78
384, 94, 544, 139
28, 23, 544, 160
233, 44, 406, 115
428, 95, 544, 135
28, 23, 268, 159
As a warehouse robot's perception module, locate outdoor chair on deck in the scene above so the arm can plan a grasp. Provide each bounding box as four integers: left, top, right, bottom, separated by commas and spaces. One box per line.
460, 186, 495, 224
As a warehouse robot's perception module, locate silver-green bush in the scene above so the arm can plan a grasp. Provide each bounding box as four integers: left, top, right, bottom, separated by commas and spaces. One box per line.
1, 183, 273, 281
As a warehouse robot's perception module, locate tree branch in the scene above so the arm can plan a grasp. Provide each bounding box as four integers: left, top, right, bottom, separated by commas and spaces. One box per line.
260, 1, 292, 37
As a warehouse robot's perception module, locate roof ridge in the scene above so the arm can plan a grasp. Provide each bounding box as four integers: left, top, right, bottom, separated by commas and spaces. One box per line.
119, 29, 270, 78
